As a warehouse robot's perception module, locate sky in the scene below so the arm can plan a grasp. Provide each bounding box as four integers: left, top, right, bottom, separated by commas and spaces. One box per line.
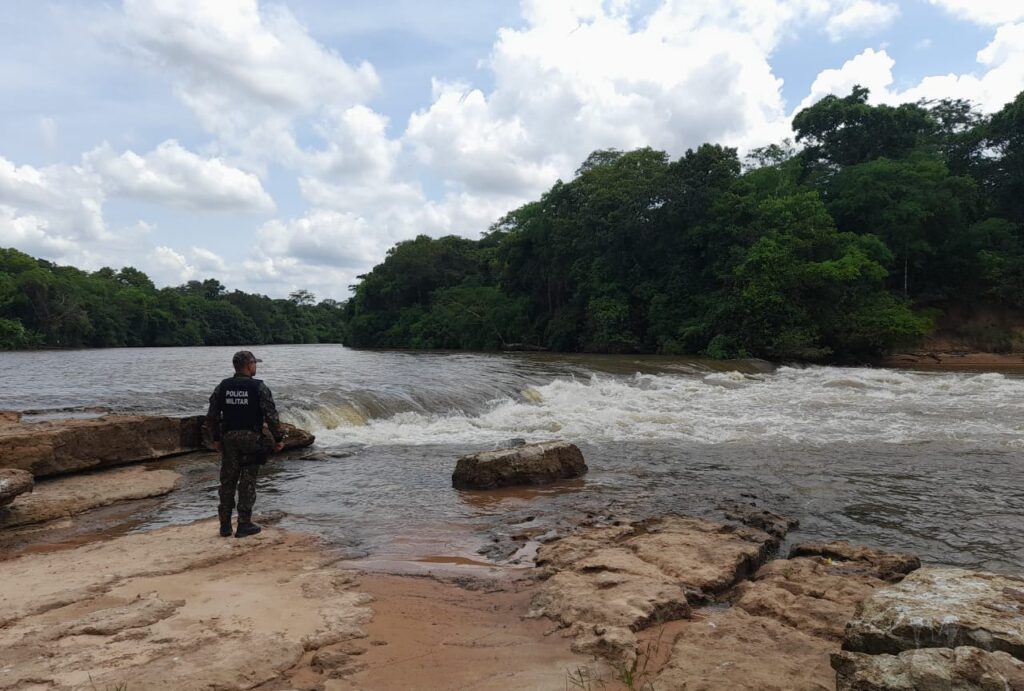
1, 0, 1023, 301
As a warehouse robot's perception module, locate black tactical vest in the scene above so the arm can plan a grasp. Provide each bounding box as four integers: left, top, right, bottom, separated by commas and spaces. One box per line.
218, 376, 263, 432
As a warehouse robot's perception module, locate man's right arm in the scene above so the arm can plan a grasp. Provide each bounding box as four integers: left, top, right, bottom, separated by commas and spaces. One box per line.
206, 383, 223, 443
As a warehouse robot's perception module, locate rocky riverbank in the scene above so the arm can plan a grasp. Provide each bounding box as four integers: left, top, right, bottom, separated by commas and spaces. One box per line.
2, 420, 1022, 689
3, 499, 1021, 689
880, 350, 1024, 370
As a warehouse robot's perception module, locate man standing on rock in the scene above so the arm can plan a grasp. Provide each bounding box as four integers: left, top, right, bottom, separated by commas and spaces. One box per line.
206, 351, 285, 538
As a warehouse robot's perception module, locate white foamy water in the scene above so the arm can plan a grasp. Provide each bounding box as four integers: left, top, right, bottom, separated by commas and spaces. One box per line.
309, 366, 1024, 448
4, 346, 1022, 572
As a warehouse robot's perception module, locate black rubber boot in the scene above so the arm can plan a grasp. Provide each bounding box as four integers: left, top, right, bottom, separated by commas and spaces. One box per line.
235, 521, 262, 538
218, 509, 233, 538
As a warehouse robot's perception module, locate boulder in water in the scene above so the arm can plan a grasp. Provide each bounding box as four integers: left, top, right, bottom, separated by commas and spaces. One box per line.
451, 440, 587, 489
0, 468, 33, 507
843, 567, 1024, 659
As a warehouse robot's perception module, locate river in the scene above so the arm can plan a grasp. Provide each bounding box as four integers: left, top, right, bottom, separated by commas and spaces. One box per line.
1, 345, 1021, 573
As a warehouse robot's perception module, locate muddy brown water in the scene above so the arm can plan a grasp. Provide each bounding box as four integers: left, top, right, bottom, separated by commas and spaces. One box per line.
1, 345, 1021, 573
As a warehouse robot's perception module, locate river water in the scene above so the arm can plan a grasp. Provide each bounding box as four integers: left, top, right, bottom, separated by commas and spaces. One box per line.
1, 345, 1021, 573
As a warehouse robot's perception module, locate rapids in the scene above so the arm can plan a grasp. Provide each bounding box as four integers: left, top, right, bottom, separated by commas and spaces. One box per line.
1, 345, 1021, 572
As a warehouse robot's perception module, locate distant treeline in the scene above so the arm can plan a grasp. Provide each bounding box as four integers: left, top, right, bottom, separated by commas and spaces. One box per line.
344, 87, 1024, 360
0, 249, 345, 349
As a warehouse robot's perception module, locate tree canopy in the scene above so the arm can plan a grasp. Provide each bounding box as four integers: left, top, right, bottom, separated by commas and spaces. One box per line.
344, 87, 1024, 361
0, 249, 345, 350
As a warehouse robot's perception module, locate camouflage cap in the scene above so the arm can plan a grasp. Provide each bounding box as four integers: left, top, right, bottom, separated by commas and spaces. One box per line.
232, 350, 262, 368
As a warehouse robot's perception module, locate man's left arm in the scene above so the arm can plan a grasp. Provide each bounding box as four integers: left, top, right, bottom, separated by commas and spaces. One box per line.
259, 382, 285, 447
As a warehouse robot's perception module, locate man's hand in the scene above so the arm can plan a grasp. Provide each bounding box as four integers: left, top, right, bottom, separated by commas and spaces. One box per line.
213, 440, 223, 454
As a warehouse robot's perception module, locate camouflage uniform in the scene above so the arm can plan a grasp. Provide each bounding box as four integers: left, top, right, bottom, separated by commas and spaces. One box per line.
207, 377, 284, 524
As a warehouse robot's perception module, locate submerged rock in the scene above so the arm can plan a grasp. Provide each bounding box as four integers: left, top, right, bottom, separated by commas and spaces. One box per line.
0, 468, 33, 507
452, 440, 587, 489
721, 501, 800, 538
832, 647, 1024, 690
843, 567, 1024, 660
0, 414, 204, 477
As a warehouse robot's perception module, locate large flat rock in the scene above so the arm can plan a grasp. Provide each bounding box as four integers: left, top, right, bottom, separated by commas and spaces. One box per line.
0, 520, 285, 627
0, 465, 180, 528
0, 468, 33, 507
0, 414, 204, 477
452, 440, 587, 489
0, 522, 374, 690
832, 647, 1024, 690
529, 515, 783, 659
843, 567, 1024, 660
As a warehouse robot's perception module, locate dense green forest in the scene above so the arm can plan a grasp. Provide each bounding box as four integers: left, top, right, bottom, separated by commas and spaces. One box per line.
344, 87, 1024, 360
4, 88, 1024, 360
0, 249, 345, 349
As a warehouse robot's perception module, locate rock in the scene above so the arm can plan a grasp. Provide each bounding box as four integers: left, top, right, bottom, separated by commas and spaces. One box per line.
45, 592, 184, 639
0, 465, 180, 528
651, 541, 925, 690
721, 501, 799, 538
0, 520, 285, 627
201, 419, 316, 452
732, 548, 904, 641
0, 468, 33, 507
0, 521, 374, 690
844, 567, 1024, 659
530, 515, 783, 659
0, 414, 204, 478
452, 440, 587, 489
832, 647, 1024, 690
790, 541, 921, 582
654, 608, 838, 691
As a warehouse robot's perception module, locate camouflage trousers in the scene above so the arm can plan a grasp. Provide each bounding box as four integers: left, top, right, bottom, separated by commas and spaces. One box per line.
218, 430, 262, 521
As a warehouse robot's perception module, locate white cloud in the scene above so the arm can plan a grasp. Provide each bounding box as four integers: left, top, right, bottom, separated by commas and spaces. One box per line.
85, 140, 274, 212
825, 1, 899, 42
798, 48, 896, 111
403, 0, 805, 201
191, 246, 226, 273
799, 24, 1024, 114
0, 156, 106, 241
119, 0, 378, 137
149, 245, 194, 284
927, 1, 1024, 26
116, 0, 381, 177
